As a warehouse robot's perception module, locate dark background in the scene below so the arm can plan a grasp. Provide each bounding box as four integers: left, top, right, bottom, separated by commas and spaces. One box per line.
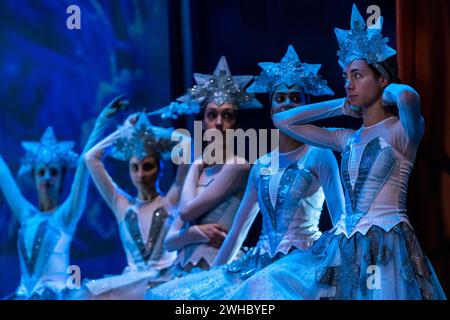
1, 0, 447, 297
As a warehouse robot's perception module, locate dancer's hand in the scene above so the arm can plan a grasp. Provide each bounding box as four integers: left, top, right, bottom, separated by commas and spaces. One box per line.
101, 94, 130, 118
197, 224, 228, 248
341, 98, 362, 118
123, 112, 141, 128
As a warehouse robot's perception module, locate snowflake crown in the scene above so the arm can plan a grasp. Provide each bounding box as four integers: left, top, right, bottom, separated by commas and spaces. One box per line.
335, 3, 397, 68
247, 45, 334, 96
111, 113, 175, 161
19, 127, 78, 176
153, 56, 262, 120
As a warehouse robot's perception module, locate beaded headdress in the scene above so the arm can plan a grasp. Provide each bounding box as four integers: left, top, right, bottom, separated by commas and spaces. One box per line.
151, 56, 262, 119
111, 113, 175, 161
334, 4, 397, 69
247, 45, 334, 96
19, 127, 78, 176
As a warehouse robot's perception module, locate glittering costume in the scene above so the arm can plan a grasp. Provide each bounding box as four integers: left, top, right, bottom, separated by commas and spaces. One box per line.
0, 113, 111, 300
144, 47, 344, 300
145, 156, 250, 288
70, 114, 183, 300
144, 57, 259, 287
228, 4, 446, 300
145, 145, 344, 299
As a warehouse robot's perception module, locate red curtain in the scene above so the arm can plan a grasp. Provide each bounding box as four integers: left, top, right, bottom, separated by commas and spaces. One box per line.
396, 0, 450, 293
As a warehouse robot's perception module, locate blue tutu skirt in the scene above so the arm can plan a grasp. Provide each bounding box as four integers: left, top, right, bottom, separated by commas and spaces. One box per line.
230, 223, 447, 300
145, 247, 293, 300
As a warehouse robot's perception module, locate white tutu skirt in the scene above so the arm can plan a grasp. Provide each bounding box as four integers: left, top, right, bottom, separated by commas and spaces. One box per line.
68, 268, 160, 300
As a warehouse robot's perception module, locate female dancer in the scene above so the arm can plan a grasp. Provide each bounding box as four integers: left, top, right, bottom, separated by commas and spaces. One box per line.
145, 46, 345, 299
0, 96, 123, 299
229, 4, 446, 300
146, 56, 263, 287
70, 111, 189, 300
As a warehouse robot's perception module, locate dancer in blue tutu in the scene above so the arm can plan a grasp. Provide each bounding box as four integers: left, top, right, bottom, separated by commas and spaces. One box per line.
144, 56, 262, 288
69, 111, 189, 300
144, 45, 345, 300
0, 96, 123, 299
229, 4, 447, 300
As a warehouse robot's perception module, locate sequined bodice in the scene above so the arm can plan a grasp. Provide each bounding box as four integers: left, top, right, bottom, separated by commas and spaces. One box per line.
254, 147, 325, 255
17, 212, 71, 297
337, 136, 413, 237
118, 201, 175, 271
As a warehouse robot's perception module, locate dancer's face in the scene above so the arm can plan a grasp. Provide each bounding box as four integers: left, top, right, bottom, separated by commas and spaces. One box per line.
203, 102, 237, 133
34, 162, 64, 200
343, 59, 388, 108
271, 85, 306, 117
129, 156, 159, 192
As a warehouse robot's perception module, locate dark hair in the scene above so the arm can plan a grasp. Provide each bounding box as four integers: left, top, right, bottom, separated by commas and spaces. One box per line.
369, 55, 402, 84
369, 56, 401, 116
145, 151, 162, 173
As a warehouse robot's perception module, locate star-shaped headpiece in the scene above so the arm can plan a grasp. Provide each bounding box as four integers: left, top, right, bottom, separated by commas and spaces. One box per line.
247, 45, 334, 96
335, 3, 397, 68
19, 127, 78, 176
111, 113, 176, 161
154, 56, 262, 119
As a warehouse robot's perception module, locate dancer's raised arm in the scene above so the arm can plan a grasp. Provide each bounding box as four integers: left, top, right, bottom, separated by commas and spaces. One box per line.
382, 83, 425, 156
0, 154, 35, 221
59, 96, 126, 229
84, 126, 129, 217
273, 98, 356, 152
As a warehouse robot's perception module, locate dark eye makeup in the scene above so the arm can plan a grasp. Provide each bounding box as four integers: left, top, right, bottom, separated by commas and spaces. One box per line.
274, 92, 303, 104
142, 162, 155, 171
206, 110, 218, 120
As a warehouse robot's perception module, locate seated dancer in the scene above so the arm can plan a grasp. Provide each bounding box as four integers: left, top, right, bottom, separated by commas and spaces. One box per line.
229, 4, 447, 300
146, 56, 262, 288
0, 96, 123, 299
145, 45, 345, 300
69, 111, 189, 300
